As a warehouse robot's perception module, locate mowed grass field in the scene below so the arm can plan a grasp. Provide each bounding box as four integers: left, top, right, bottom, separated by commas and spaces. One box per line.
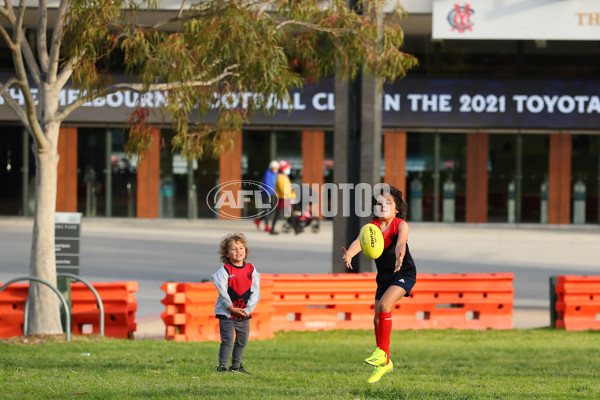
1, 329, 599, 399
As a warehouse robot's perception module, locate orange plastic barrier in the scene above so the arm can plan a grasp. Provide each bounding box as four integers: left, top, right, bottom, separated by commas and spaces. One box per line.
0, 281, 138, 339
160, 273, 514, 341
398, 273, 513, 330
263, 273, 514, 331
70, 281, 138, 338
263, 273, 377, 332
161, 280, 274, 342
0, 283, 28, 338
555, 275, 600, 331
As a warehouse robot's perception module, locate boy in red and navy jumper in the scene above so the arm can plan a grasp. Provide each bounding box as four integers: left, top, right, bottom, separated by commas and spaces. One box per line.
342, 185, 417, 384
211, 232, 260, 374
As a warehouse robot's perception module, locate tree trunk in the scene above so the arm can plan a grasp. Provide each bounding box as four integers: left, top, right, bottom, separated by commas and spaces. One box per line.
26, 123, 63, 335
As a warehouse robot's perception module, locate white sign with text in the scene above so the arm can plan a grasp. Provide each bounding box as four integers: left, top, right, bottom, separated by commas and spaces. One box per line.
433, 0, 600, 40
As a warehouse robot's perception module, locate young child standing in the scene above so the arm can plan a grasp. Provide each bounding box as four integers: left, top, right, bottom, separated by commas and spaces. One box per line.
342, 186, 417, 384
211, 232, 261, 375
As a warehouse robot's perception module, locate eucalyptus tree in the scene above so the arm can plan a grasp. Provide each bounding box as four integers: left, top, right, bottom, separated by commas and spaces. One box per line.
0, 0, 416, 335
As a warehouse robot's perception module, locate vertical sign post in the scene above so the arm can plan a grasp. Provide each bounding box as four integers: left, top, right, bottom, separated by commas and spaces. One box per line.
55, 212, 82, 331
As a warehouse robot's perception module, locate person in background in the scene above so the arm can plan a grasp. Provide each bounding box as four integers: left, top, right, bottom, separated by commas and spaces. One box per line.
254, 160, 279, 232
270, 160, 298, 235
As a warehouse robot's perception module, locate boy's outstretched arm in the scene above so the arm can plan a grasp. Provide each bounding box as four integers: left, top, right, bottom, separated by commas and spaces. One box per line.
342, 236, 361, 270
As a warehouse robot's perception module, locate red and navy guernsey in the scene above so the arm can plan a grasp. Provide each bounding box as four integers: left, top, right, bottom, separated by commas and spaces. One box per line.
370, 217, 417, 286
211, 261, 261, 320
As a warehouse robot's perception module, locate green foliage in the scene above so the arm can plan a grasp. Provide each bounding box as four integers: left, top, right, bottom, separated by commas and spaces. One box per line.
63, 0, 127, 97
1, 329, 599, 399
59, 0, 418, 159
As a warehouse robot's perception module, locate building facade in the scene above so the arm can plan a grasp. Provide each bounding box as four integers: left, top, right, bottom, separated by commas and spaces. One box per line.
0, 0, 598, 225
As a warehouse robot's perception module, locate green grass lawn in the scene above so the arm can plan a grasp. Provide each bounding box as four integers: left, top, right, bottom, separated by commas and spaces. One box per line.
1, 329, 599, 399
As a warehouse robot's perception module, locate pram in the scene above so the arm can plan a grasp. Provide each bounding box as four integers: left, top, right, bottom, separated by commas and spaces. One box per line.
281, 203, 320, 234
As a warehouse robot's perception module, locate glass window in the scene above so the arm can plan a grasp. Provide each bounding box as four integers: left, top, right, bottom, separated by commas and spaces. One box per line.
242, 130, 302, 218
243, 130, 273, 183
488, 134, 517, 223
440, 133, 466, 222
520, 134, 549, 223
77, 128, 106, 217
195, 155, 219, 219
406, 132, 435, 222
159, 129, 221, 219
275, 131, 302, 182
242, 130, 274, 219
109, 129, 137, 218
0, 127, 25, 215
159, 129, 185, 218
571, 134, 599, 224
406, 132, 466, 222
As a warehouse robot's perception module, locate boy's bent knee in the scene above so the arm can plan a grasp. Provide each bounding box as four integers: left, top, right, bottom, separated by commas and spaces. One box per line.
378, 301, 394, 313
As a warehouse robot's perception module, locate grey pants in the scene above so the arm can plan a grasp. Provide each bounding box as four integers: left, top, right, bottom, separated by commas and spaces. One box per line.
218, 318, 250, 368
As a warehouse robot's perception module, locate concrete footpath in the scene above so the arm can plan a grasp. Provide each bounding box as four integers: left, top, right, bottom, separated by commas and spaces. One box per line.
1, 217, 599, 339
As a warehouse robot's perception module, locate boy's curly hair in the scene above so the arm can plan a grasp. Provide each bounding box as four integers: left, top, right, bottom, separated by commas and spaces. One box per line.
219, 232, 249, 263
372, 185, 408, 220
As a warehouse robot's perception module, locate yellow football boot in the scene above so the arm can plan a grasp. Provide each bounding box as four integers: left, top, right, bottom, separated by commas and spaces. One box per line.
367, 360, 394, 384
364, 347, 387, 367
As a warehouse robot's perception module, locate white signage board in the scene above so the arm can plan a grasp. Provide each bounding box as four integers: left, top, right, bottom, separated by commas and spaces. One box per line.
433, 0, 600, 40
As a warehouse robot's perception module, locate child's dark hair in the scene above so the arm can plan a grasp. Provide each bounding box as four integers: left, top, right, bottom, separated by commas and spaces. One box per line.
219, 232, 249, 263
373, 185, 408, 220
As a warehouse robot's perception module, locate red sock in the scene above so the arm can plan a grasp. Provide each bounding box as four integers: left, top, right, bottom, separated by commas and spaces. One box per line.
378, 311, 392, 364
374, 325, 380, 348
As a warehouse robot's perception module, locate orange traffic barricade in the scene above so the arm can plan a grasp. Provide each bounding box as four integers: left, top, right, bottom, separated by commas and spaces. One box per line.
161, 280, 274, 342
555, 275, 600, 331
262, 273, 377, 332
70, 281, 138, 338
262, 273, 513, 332
398, 273, 513, 330
0, 281, 138, 339
0, 283, 28, 338
161, 273, 514, 341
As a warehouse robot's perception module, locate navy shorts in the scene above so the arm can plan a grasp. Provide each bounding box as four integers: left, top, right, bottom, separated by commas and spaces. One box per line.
375, 277, 416, 300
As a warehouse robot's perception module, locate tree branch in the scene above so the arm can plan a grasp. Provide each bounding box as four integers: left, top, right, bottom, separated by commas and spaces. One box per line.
178, 0, 187, 19
56, 58, 75, 89
47, 0, 70, 85
0, 4, 41, 87
112, 64, 239, 91
275, 19, 348, 35
21, 36, 43, 89
0, 21, 16, 51
1, 92, 28, 127
38, 0, 49, 74
0, 76, 18, 96
0, 4, 14, 24
55, 65, 239, 122
6, 0, 44, 146
13, 0, 26, 43
4, 0, 13, 18
0, 79, 45, 147
257, 1, 275, 15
